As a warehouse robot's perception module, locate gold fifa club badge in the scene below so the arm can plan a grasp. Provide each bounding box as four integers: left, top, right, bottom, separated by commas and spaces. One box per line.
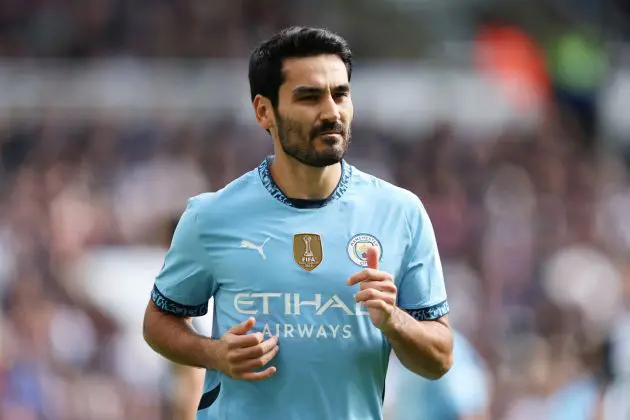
293, 233, 323, 272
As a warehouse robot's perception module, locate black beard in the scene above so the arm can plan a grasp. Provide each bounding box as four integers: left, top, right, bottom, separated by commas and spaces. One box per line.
275, 113, 351, 168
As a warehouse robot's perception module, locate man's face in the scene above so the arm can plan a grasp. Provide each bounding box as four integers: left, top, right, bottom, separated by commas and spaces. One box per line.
272, 54, 353, 168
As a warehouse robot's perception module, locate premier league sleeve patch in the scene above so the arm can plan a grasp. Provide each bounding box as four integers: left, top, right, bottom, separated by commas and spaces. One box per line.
347, 234, 382, 267
404, 301, 450, 321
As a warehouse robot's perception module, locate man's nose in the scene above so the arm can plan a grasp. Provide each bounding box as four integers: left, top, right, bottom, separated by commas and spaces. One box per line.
319, 94, 341, 122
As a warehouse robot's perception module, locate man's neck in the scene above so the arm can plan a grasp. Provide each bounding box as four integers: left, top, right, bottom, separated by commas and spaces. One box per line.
269, 153, 342, 200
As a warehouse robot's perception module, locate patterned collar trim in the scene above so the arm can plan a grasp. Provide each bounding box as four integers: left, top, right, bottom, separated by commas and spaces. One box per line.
257, 155, 352, 208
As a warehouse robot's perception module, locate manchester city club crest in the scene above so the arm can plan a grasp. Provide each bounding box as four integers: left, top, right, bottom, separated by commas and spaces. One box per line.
347, 234, 382, 267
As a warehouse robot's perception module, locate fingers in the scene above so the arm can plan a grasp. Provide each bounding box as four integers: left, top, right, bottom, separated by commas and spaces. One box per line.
229, 336, 278, 362
226, 332, 265, 350
362, 299, 393, 312
232, 344, 280, 373
347, 247, 392, 286
354, 288, 396, 306
228, 317, 256, 335
366, 246, 379, 270
347, 268, 393, 286
240, 366, 278, 381
226, 336, 280, 380
359, 280, 397, 293
222, 319, 280, 381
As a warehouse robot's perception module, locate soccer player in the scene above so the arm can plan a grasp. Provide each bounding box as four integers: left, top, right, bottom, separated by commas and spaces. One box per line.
143, 26, 453, 420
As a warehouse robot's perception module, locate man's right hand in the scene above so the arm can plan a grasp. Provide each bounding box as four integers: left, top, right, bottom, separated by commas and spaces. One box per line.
216, 317, 279, 381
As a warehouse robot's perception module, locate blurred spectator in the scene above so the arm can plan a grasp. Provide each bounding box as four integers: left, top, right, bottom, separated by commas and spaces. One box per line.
384, 330, 492, 420
0, 1, 629, 419
2, 105, 627, 419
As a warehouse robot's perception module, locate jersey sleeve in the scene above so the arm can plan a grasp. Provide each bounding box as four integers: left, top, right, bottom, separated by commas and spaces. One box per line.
151, 198, 215, 317
397, 196, 449, 321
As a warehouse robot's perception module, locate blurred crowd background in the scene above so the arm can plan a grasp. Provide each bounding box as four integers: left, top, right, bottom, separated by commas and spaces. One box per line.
1, 0, 630, 419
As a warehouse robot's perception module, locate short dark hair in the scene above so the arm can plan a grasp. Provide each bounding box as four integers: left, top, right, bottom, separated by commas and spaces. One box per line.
248, 26, 353, 108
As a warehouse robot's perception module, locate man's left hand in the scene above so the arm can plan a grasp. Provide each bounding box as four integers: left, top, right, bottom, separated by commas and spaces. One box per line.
347, 247, 398, 330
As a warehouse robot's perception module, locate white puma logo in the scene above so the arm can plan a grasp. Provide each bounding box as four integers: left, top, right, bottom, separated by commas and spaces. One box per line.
240, 238, 270, 260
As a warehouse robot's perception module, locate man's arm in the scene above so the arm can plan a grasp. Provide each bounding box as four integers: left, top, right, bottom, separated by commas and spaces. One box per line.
351, 194, 453, 379
144, 301, 279, 380
350, 257, 453, 380
144, 199, 222, 369
382, 310, 453, 379
143, 197, 279, 381
143, 300, 223, 369
393, 196, 453, 379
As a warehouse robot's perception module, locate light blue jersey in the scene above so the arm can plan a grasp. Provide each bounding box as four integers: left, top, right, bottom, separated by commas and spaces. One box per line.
151, 156, 449, 420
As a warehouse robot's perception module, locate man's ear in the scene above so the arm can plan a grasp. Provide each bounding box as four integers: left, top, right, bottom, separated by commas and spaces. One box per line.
253, 95, 274, 131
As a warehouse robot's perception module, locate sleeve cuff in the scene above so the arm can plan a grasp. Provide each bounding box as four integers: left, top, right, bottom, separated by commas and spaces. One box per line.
151, 285, 208, 317
402, 300, 449, 321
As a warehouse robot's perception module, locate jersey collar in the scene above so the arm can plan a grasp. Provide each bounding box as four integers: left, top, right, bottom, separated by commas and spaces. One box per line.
257, 155, 352, 208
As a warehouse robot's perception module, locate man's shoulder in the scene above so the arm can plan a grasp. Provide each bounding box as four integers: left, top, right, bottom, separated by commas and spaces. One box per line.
350, 165, 422, 210
186, 167, 264, 218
